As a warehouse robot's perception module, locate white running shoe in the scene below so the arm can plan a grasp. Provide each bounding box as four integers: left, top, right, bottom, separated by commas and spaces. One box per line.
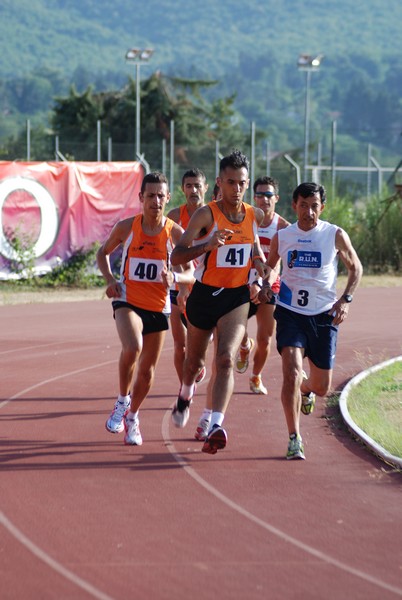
286, 433, 305, 460
105, 398, 130, 433
195, 366, 207, 384
249, 375, 268, 395
202, 424, 227, 454
194, 418, 210, 441
124, 413, 143, 446
171, 396, 192, 428
236, 338, 255, 374
301, 392, 316, 415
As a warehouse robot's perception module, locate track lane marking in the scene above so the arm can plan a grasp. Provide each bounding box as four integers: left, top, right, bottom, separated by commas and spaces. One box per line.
161, 409, 402, 597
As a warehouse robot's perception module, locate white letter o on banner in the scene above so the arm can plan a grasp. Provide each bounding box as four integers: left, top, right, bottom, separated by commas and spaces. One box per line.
0, 176, 59, 259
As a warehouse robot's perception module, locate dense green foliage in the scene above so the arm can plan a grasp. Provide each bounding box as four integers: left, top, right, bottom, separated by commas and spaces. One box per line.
1, 0, 402, 174
0, 0, 401, 274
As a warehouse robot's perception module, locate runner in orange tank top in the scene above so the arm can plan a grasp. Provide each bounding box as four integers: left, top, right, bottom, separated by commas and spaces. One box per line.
170, 150, 269, 454
97, 171, 193, 446
167, 168, 209, 385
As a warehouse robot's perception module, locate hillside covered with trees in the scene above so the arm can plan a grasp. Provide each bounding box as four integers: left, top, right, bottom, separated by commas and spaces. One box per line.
1, 0, 402, 187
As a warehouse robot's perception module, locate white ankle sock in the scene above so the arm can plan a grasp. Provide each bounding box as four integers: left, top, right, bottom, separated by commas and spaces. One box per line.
118, 394, 130, 404
210, 411, 224, 429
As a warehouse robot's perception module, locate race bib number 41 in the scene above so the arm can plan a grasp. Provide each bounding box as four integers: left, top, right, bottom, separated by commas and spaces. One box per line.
216, 243, 251, 268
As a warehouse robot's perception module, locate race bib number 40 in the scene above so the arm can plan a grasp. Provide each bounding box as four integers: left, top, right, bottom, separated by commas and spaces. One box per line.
216, 243, 251, 268
128, 258, 164, 282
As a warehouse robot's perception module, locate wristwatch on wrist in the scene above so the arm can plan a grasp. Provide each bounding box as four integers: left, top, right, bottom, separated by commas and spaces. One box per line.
343, 294, 353, 303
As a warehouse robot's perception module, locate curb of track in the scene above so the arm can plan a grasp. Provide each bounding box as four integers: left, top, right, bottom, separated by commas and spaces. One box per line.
339, 355, 402, 471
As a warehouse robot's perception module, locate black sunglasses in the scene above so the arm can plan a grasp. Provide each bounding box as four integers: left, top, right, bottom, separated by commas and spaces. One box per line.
254, 191, 276, 198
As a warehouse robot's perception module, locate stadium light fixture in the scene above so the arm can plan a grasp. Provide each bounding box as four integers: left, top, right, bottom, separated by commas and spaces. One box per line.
125, 48, 154, 158
297, 54, 324, 180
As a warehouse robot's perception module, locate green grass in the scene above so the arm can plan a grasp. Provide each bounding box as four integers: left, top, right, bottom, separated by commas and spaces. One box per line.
347, 361, 402, 458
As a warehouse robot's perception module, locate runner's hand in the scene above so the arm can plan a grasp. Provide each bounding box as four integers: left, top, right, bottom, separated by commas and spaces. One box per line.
258, 282, 273, 304
106, 280, 121, 298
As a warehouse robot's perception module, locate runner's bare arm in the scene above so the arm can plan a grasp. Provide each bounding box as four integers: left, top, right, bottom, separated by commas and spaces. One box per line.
96, 218, 133, 298
257, 232, 281, 303
329, 228, 363, 325
169, 222, 194, 285
171, 205, 232, 265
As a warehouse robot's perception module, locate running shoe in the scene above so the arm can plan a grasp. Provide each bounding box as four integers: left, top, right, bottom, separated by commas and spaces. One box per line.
301, 392, 316, 415
105, 397, 130, 433
124, 413, 143, 446
195, 366, 207, 384
286, 433, 305, 460
171, 396, 192, 428
249, 375, 268, 395
202, 424, 227, 454
235, 338, 255, 374
194, 418, 210, 441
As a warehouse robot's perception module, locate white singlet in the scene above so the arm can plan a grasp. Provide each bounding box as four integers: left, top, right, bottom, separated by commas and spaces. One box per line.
276, 219, 339, 315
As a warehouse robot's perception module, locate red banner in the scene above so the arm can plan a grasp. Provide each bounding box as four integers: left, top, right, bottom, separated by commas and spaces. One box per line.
0, 161, 144, 278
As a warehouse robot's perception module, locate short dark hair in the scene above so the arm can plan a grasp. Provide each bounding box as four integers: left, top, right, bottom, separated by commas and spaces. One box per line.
253, 176, 279, 194
292, 182, 327, 204
141, 171, 169, 194
181, 167, 206, 187
219, 149, 249, 174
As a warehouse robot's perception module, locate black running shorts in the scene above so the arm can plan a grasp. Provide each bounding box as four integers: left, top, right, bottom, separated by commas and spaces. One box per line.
112, 301, 169, 335
186, 280, 250, 330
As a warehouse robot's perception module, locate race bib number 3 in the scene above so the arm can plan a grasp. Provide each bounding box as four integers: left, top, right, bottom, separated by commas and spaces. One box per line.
216, 243, 251, 268
279, 281, 317, 310
129, 258, 164, 282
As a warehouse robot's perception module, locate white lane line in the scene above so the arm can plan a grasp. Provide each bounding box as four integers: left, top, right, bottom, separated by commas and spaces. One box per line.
0, 360, 116, 409
0, 359, 120, 599
0, 342, 63, 356
0, 342, 176, 598
0, 341, 175, 409
161, 409, 402, 597
0, 511, 115, 600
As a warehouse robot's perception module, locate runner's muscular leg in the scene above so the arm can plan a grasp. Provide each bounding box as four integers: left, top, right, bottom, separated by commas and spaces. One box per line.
280, 346, 305, 436
130, 330, 167, 412
253, 303, 275, 375
170, 303, 187, 383
301, 359, 333, 398
212, 302, 249, 413
182, 323, 213, 387
114, 308, 143, 396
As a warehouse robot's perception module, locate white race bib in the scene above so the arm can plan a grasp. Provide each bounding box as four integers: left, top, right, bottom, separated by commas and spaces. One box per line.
128, 257, 164, 282
216, 243, 251, 269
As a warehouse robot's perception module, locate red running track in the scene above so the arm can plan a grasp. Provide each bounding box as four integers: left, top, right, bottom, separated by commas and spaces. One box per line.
1, 287, 401, 600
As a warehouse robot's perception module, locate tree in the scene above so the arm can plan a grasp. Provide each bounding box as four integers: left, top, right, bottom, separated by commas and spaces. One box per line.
50, 72, 248, 166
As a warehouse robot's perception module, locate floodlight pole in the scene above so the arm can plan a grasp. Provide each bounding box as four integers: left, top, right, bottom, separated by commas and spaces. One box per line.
303, 69, 311, 182
135, 62, 141, 158
125, 48, 154, 159
297, 54, 323, 181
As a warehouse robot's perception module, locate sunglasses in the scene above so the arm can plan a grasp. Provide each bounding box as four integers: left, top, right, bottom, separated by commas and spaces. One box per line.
254, 191, 276, 198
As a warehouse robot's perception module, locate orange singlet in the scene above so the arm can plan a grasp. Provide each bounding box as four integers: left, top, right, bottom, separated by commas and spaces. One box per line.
119, 214, 174, 313
194, 202, 257, 288
178, 204, 191, 229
